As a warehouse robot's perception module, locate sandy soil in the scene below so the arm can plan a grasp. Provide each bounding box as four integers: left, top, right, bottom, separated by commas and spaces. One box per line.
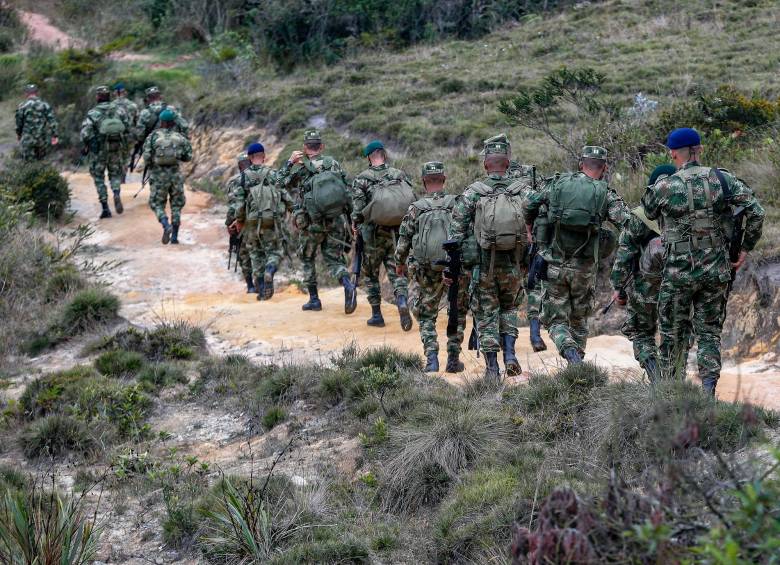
18, 10, 85, 49
64, 172, 780, 410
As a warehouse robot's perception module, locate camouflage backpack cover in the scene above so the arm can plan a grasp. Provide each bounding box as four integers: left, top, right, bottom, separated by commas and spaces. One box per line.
546, 172, 609, 261
360, 168, 415, 227
96, 104, 126, 151
411, 194, 457, 271
471, 179, 527, 252
153, 130, 188, 166
246, 168, 277, 228
303, 157, 349, 221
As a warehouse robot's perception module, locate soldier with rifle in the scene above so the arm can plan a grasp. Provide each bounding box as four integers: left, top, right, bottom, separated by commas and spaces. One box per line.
226, 152, 255, 293
131, 86, 189, 175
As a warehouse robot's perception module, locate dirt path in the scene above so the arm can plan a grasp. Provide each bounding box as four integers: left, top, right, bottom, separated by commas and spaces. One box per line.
64, 172, 780, 410
18, 10, 85, 49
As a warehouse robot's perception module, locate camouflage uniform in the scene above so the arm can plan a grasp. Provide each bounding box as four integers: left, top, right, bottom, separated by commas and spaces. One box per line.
15, 90, 58, 162
142, 128, 192, 225
114, 94, 139, 172
135, 89, 189, 148
642, 161, 764, 391
524, 147, 629, 359
225, 157, 253, 284
79, 99, 131, 203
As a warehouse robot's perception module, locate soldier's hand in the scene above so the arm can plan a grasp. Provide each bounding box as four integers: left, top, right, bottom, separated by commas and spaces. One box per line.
612, 290, 627, 307
395, 264, 406, 277
51, 137, 58, 146
289, 151, 304, 164
731, 250, 748, 271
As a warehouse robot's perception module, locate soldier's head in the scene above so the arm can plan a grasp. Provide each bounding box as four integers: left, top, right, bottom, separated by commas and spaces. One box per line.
421, 161, 445, 193
482, 135, 510, 174
114, 82, 127, 98
247, 142, 265, 165
237, 152, 251, 173
24, 84, 38, 98
95, 85, 111, 103
145, 86, 162, 103
665, 128, 702, 167
648, 164, 676, 186
363, 140, 387, 166
302, 129, 323, 157
159, 109, 176, 129
578, 146, 608, 180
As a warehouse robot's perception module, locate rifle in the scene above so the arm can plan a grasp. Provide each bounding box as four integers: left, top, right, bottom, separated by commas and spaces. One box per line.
351, 229, 364, 303
128, 139, 144, 172
728, 206, 746, 294
527, 247, 548, 291
435, 239, 462, 338
467, 315, 480, 357
601, 272, 633, 316
228, 231, 241, 271
133, 165, 150, 199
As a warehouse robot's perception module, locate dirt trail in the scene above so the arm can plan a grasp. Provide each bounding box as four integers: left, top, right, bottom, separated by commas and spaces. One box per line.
64, 172, 780, 409
18, 10, 85, 49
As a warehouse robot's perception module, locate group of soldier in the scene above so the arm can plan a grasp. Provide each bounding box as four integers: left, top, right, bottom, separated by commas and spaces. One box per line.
15, 83, 765, 395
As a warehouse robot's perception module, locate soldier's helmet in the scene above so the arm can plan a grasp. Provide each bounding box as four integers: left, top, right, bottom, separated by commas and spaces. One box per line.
580, 146, 608, 161
421, 161, 445, 177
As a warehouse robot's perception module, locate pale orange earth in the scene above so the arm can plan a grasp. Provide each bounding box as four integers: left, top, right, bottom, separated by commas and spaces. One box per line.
65, 172, 780, 410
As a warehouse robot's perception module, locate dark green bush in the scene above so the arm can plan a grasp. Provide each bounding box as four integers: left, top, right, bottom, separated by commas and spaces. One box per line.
0, 53, 23, 100
20, 414, 97, 459
94, 350, 146, 378
0, 162, 71, 220
261, 406, 287, 430
138, 362, 188, 391
61, 288, 120, 333
95, 321, 206, 362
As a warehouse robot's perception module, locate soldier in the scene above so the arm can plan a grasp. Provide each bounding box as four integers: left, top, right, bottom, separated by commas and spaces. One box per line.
610, 165, 676, 381
351, 140, 414, 330
142, 109, 192, 244
113, 82, 139, 182
80, 85, 131, 218
226, 152, 255, 293
135, 86, 189, 149
395, 161, 468, 373
276, 130, 355, 313
524, 146, 629, 364
232, 143, 294, 301
449, 134, 527, 382
641, 128, 764, 395
14, 84, 58, 162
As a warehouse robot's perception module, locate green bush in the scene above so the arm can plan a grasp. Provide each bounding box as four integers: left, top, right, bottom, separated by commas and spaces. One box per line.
20, 414, 97, 459
0, 162, 71, 220
61, 288, 120, 333
19, 366, 98, 420
262, 406, 287, 430
269, 538, 370, 564
0, 53, 22, 100
45, 265, 86, 301
138, 362, 188, 391
94, 350, 146, 378
94, 321, 206, 362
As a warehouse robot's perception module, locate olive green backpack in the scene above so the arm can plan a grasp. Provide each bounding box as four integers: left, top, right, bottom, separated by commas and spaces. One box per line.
411, 195, 457, 271
471, 179, 527, 252
153, 131, 187, 166
360, 168, 415, 227
303, 157, 349, 221
546, 173, 609, 262
246, 168, 276, 228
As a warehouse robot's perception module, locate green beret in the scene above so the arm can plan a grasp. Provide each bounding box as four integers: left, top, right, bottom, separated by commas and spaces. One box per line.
581, 146, 608, 161
24, 84, 38, 93
145, 86, 160, 97
363, 140, 385, 157
237, 152, 248, 163
648, 164, 676, 186
159, 109, 176, 122
95, 85, 110, 95
303, 129, 321, 143
421, 161, 445, 176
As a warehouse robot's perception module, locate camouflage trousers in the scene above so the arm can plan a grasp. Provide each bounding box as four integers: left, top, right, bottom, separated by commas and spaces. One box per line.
410, 265, 469, 355
18, 137, 50, 162
473, 251, 523, 353
541, 262, 596, 356
622, 294, 658, 369
363, 225, 408, 305
238, 237, 252, 280
296, 214, 349, 287
526, 280, 545, 320
89, 151, 124, 202
244, 221, 285, 281
658, 276, 728, 386
148, 166, 186, 224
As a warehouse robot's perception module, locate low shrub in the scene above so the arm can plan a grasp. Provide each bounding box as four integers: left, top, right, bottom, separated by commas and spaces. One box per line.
0, 162, 71, 221
138, 362, 188, 391
100, 321, 206, 362
20, 414, 97, 459
262, 406, 287, 430
60, 288, 121, 334
94, 350, 146, 378
268, 538, 371, 564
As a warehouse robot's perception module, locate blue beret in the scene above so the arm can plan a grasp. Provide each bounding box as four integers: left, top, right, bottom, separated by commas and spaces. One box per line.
666, 128, 701, 150
648, 164, 676, 185
114, 82, 125, 91
247, 142, 265, 155
363, 140, 384, 157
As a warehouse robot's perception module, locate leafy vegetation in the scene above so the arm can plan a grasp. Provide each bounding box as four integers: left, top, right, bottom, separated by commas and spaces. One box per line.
0, 162, 70, 220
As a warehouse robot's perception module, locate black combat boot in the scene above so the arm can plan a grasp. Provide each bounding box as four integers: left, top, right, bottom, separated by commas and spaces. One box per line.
367, 305, 385, 327
160, 217, 172, 245
445, 352, 465, 373
255, 276, 265, 301
170, 223, 180, 244
341, 275, 357, 315
113, 190, 123, 214
529, 318, 547, 352
99, 201, 112, 219
702, 376, 717, 398
396, 295, 413, 331
245, 275, 256, 294
501, 334, 522, 376
563, 347, 582, 365
424, 351, 439, 373
262, 265, 276, 300
484, 352, 500, 385
644, 356, 659, 383
301, 285, 322, 311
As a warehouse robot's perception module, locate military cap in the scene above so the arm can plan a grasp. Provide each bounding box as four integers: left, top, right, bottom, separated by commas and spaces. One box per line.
581, 146, 608, 161
666, 127, 701, 150
95, 85, 110, 95
480, 133, 511, 156
114, 82, 126, 91
648, 164, 676, 186
421, 161, 445, 176
159, 109, 176, 122
363, 140, 385, 157
24, 84, 38, 93
236, 152, 249, 163
247, 142, 265, 155
145, 86, 161, 97
303, 129, 321, 143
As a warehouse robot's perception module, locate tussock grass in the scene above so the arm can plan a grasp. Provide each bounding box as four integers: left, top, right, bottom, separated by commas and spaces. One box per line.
20, 414, 98, 459
94, 349, 146, 378
137, 362, 188, 391
93, 321, 206, 362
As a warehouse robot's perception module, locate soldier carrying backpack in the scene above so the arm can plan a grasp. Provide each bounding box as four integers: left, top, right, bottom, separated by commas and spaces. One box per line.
351, 140, 415, 331
524, 146, 629, 364
395, 161, 469, 373
79, 85, 131, 219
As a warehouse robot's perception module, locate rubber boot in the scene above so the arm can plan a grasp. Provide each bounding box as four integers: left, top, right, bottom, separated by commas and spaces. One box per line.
529, 318, 547, 352
301, 285, 322, 311
367, 305, 385, 327
445, 352, 465, 373
245, 275, 256, 294
170, 223, 180, 244
702, 376, 717, 398
424, 351, 439, 373
262, 265, 276, 300
99, 201, 112, 219
563, 347, 582, 365
484, 352, 500, 385
396, 295, 413, 332
161, 217, 172, 245
113, 190, 123, 214
644, 356, 659, 383
341, 275, 357, 315
501, 334, 522, 376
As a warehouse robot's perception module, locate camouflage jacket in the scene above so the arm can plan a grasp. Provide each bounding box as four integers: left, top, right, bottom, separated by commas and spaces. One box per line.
79, 102, 131, 152
233, 165, 293, 223
136, 101, 190, 144
395, 191, 456, 268
15, 96, 58, 140
641, 161, 764, 284
610, 207, 662, 300
114, 97, 139, 130
141, 128, 193, 168
276, 154, 350, 210
225, 172, 244, 225
350, 163, 413, 224
507, 160, 538, 187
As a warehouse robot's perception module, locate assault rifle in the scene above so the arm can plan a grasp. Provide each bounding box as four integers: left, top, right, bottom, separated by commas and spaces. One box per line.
132, 165, 150, 199
228, 231, 241, 271
128, 139, 144, 172
527, 246, 548, 291
467, 316, 480, 357
601, 272, 633, 316
350, 229, 364, 304
728, 206, 746, 294
435, 239, 462, 338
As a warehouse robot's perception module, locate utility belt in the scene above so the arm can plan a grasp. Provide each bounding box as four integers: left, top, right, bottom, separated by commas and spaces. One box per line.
664, 233, 722, 253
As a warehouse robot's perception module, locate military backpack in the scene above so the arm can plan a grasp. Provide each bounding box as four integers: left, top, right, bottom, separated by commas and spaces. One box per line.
360, 168, 415, 227
246, 168, 277, 228
95, 105, 126, 151
303, 157, 349, 221
411, 195, 457, 271
471, 179, 527, 252
153, 130, 188, 166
